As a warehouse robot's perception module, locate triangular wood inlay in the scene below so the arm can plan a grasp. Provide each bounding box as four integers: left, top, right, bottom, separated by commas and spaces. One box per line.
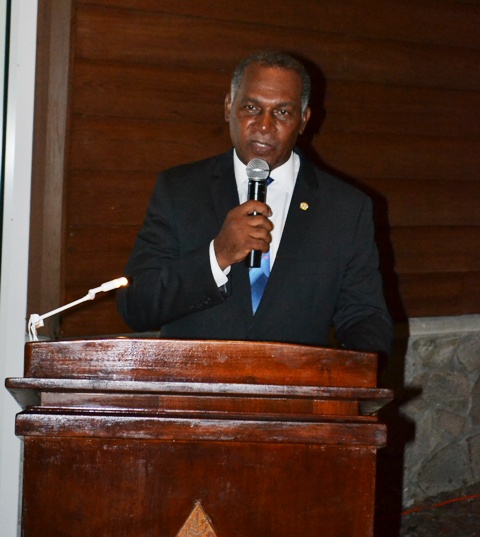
175, 502, 219, 537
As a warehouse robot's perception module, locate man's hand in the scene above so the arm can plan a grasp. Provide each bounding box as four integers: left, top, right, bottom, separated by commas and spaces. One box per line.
214, 200, 273, 270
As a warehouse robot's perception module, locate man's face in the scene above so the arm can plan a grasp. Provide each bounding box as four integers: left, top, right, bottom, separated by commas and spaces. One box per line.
225, 63, 311, 171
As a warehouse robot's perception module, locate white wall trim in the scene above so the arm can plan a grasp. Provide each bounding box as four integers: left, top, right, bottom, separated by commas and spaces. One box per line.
0, 1, 38, 535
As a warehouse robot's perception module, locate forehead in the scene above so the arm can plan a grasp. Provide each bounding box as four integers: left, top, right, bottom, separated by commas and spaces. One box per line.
236, 63, 303, 104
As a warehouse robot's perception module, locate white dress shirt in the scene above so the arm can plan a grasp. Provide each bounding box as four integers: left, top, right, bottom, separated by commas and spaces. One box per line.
209, 150, 300, 286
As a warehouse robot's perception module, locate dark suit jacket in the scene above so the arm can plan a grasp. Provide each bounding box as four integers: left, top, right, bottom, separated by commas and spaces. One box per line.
117, 149, 392, 353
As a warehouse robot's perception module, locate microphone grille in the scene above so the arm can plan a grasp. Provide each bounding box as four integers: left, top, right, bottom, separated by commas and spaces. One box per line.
246, 158, 270, 181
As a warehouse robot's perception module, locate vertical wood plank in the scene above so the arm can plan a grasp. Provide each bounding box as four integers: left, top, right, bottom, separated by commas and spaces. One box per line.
28, 0, 73, 337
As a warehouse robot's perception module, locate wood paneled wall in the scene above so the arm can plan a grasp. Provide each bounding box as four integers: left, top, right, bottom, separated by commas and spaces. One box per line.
29, 0, 480, 338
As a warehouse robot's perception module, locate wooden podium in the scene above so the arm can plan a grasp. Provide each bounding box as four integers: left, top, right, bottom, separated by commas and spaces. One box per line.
7, 338, 392, 536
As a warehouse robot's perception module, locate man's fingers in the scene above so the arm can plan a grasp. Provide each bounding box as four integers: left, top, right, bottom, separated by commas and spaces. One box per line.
213, 201, 273, 269
246, 213, 274, 233
241, 200, 273, 218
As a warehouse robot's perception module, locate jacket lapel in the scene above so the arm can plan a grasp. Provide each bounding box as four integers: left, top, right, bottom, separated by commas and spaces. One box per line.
210, 150, 239, 226
275, 157, 320, 265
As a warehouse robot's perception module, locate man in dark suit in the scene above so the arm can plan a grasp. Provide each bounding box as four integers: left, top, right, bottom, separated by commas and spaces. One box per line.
117, 51, 392, 354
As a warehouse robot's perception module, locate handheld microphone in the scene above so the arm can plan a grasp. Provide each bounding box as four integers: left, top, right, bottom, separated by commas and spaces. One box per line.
245, 158, 270, 268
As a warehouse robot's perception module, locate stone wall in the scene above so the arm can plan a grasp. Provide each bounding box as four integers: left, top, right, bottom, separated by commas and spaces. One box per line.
383, 315, 480, 507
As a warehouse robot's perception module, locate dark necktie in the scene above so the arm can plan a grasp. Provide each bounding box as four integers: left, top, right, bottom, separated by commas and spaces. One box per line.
249, 177, 273, 314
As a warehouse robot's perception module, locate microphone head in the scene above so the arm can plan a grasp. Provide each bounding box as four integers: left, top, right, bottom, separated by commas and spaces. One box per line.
246, 158, 270, 181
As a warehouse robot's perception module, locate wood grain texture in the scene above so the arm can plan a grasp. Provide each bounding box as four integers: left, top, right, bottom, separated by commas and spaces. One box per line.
23, 339, 378, 387
28, 0, 73, 338
17, 413, 386, 446
76, 0, 480, 53
29, 0, 480, 337
10, 340, 390, 535
73, 3, 480, 89
21, 437, 379, 536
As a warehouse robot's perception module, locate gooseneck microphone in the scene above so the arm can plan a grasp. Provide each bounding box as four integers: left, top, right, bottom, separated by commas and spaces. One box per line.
27, 277, 129, 341
245, 158, 270, 268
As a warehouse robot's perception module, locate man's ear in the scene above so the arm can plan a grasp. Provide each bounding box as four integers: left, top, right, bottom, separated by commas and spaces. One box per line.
224, 92, 232, 122
299, 106, 311, 135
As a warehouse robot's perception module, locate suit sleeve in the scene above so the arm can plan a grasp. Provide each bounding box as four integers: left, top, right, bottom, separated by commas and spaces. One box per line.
117, 172, 226, 332
332, 196, 393, 355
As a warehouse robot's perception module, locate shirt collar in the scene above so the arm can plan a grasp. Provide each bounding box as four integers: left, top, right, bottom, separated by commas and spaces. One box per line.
233, 150, 299, 194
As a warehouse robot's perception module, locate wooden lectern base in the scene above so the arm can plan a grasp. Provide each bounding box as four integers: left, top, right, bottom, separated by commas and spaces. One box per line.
7, 338, 392, 536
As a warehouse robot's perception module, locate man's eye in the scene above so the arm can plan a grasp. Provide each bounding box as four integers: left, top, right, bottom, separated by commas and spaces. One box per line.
276, 109, 289, 117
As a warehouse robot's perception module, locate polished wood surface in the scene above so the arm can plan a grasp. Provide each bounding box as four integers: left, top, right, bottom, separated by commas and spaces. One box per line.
21, 438, 378, 536
8, 339, 392, 536
23, 338, 379, 385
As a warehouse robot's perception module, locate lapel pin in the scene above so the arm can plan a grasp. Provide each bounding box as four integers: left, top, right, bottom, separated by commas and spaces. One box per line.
300, 202, 309, 211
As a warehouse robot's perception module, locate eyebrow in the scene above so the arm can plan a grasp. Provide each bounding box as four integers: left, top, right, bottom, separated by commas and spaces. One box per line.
241, 96, 296, 108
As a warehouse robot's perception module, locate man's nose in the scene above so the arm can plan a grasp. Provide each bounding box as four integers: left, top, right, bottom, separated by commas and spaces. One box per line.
256, 112, 276, 133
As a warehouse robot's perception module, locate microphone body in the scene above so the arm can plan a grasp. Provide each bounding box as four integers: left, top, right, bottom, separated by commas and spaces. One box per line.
247, 178, 267, 267
245, 158, 270, 268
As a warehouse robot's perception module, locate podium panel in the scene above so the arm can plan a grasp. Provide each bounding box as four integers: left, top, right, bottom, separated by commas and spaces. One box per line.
7, 338, 392, 537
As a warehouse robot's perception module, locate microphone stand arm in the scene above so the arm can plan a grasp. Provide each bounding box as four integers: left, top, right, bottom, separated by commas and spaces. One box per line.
28, 277, 128, 341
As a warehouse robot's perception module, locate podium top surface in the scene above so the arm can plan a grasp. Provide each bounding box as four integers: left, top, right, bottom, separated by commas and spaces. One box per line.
22, 338, 378, 389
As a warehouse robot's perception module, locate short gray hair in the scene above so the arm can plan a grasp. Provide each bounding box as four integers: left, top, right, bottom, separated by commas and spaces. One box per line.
230, 51, 311, 113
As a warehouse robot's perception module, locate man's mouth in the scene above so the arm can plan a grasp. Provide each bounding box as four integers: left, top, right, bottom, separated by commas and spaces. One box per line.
250, 140, 274, 153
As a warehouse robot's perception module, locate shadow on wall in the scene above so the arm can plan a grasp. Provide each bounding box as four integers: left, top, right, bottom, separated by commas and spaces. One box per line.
294, 55, 414, 536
